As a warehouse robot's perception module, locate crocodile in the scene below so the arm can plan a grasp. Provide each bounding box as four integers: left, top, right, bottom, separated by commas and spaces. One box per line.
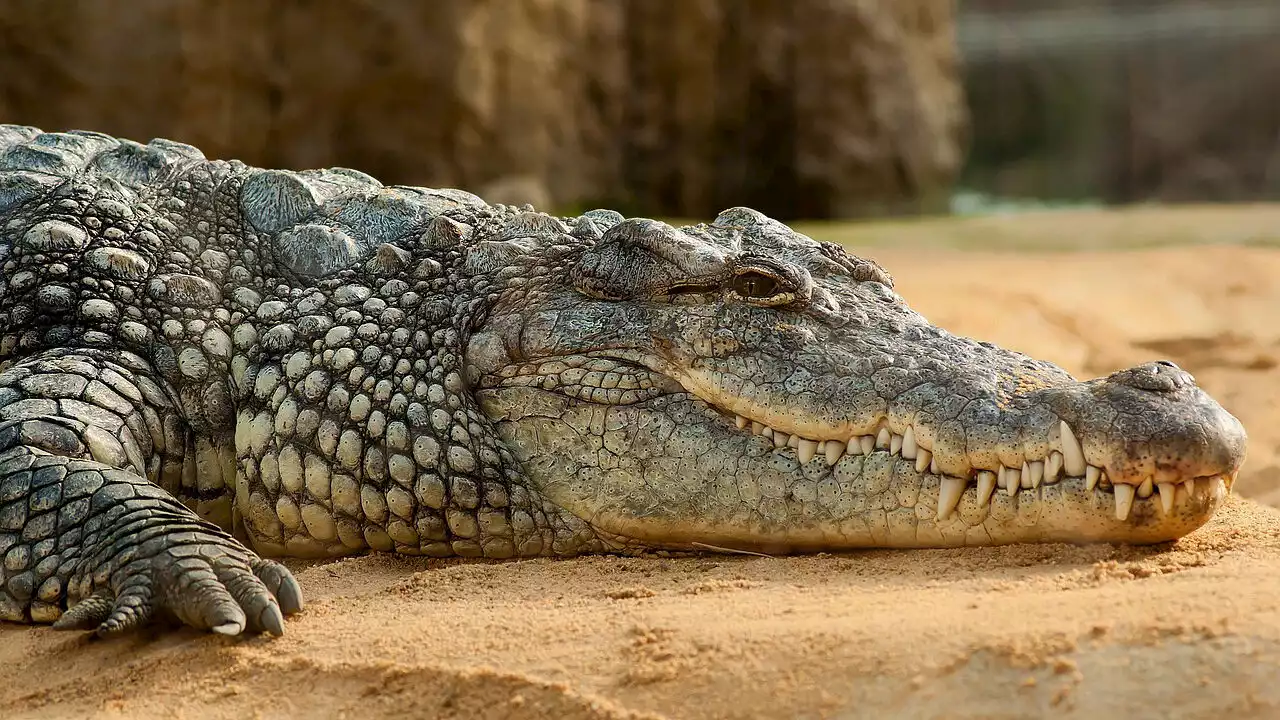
0, 125, 1247, 638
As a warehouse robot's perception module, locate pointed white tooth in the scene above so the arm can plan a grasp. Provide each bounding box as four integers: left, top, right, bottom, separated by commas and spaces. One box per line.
787, 434, 800, 449
901, 427, 918, 460
915, 448, 932, 473
797, 438, 818, 464
1211, 475, 1228, 496
1045, 451, 1063, 482
1020, 462, 1033, 489
1212, 475, 1228, 497
890, 434, 903, 456
876, 428, 891, 449
1114, 484, 1135, 520
760, 425, 772, 438
1158, 483, 1175, 514
825, 440, 846, 466
773, 432, 789, 448
1029, 461, 1044, 487
930, 457, 939, 474
1003, 466, 1019, 496
735, 415, 749, 430
1059, 421, 1086, 476
1182, 479, 1195, 495
1137, 476, 1154, 498
859, 435, 875, 455
937, 476, 966, 520
1085, 465, 1101, 491
976, 471, 996, 506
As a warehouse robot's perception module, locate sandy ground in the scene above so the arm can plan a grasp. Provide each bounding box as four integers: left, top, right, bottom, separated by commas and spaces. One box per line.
4, 206, 1280, 719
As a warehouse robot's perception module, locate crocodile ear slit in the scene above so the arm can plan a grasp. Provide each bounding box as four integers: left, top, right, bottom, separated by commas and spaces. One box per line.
571, 218, 731, 300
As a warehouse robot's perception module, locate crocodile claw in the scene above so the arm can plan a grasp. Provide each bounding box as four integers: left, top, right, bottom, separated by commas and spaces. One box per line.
53, 544, 303, 639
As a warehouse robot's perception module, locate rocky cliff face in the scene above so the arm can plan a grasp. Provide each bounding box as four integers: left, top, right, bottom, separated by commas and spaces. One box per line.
0, 0, 965, 220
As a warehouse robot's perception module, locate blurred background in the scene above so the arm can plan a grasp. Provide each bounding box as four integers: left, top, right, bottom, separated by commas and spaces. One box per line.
957, 0, 1280, 215
3, 0, 1275, 222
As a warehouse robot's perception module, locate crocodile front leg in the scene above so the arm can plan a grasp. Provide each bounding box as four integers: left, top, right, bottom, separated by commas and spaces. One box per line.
0, 349, 302, 636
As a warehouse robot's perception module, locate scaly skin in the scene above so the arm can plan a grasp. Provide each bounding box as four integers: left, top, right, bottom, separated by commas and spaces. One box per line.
0, 126, 1247, 638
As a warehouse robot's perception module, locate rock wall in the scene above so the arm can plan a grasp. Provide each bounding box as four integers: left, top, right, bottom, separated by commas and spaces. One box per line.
0, 0, 966, 220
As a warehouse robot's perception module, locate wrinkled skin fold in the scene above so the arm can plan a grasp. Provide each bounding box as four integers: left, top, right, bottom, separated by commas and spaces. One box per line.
0, 126, 1247, 640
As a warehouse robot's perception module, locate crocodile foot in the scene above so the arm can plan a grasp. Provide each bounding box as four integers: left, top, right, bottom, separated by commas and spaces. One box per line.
52, 534, 303, 638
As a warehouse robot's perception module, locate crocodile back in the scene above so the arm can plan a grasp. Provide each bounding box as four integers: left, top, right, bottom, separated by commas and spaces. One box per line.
0, 125, 209, 364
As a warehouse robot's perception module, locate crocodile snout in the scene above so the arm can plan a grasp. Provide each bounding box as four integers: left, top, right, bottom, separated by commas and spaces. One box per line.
1050, 359, 1248, 513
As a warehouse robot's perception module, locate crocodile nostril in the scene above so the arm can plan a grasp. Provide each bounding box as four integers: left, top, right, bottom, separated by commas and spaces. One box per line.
1109, 361, 1196, 392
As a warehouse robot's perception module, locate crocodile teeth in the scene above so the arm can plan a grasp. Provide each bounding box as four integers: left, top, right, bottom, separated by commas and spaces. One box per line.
1029, 460, 1044, 487
901, 427, 918, 460
1060, 421, 1086, 476
724, 408, 1208, 522
825, 440, 846, 466
723, 410, 1207, 525
1085, 465, 1101, 491
797, 438, 819, 465
1137, 476, 1154, 498
1114, 484, 1135, 520
976, 470, 997, 507
915, 449, 932, 473
937, 476, 966, 520
1045, 451, 1063, 483
1158, 482, 1176, 514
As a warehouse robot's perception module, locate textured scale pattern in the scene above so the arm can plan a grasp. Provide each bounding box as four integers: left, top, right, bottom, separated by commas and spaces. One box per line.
0, 125, 1248, 639
0, 126, 604, 635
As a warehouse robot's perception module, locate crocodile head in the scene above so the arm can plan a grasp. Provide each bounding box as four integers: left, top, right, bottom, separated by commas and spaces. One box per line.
468, 207, 1247, 552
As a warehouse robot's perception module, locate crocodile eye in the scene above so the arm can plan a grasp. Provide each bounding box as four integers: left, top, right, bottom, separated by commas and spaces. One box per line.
730, 271, 779, 299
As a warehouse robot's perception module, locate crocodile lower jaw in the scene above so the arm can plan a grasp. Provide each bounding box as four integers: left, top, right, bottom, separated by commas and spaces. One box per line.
722, 410, 1232, 523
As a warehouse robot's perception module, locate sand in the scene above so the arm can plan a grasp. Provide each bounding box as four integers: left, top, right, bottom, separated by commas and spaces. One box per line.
5, 207, 1280, 719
